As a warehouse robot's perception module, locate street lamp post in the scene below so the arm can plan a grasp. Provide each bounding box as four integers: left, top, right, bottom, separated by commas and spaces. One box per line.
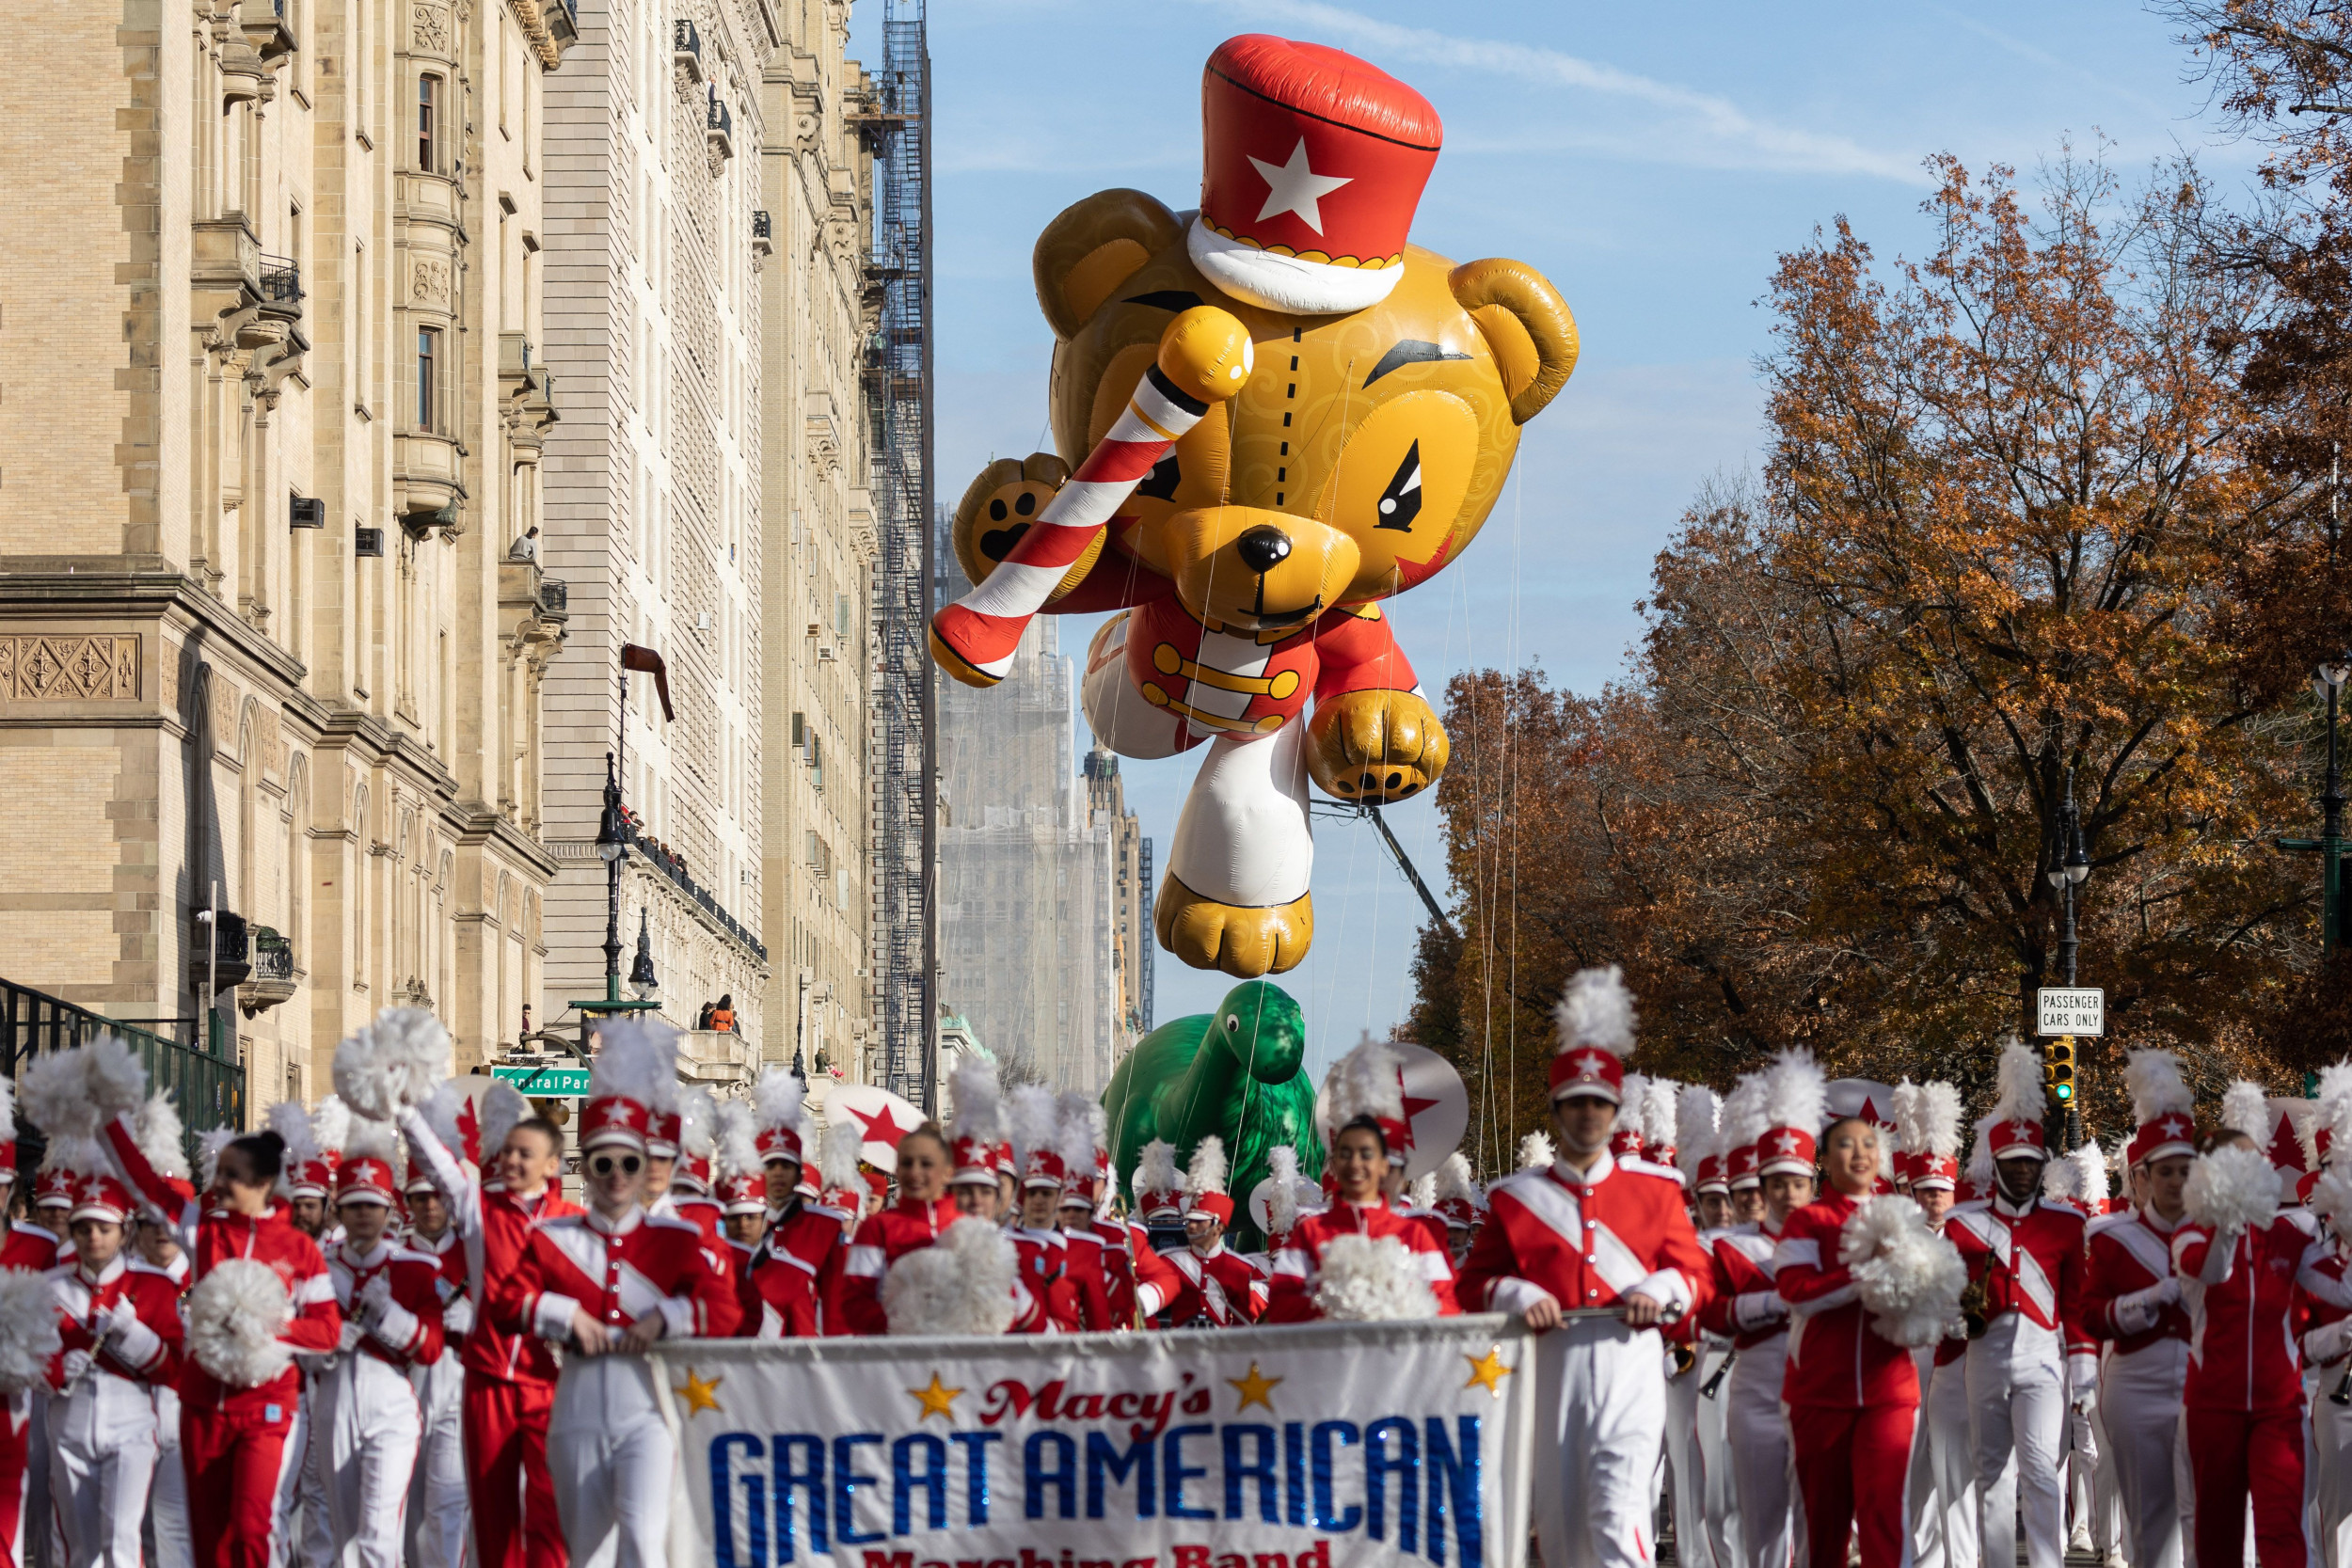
569, 658, 665, 1049
2045, 766, 2090, 1148
2278, 654, 2352, 954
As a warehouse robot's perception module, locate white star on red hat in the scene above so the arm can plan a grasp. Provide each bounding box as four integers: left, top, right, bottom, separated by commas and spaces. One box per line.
1772, 1131, 1803, 1154
1248, 138, 1353, 233
1569, 1051, 1608, 1080
2160, 1116, 2187, 1138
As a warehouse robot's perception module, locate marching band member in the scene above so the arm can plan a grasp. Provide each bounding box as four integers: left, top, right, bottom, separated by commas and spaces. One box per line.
814, 1117, 872, 1234
836, 1121, 959, 1337
43, 1151, 183, 1568
1125, 1141, 1186, 1325
487, 1022, 737, 1568
1158, 1137, 1268, 1326
2085, 1050, 2197, 1568
1946, 1039, 2090, 1568
92, 1052, 343, 1568
1008, 1087, 1078, 1331
2047, 1142, 2122, 1563
269, 1096, 344, 1568
1897, 1079, 1974, 1568
2304, 1066, 2352, 1568
649, 1088, 723, 1246
737, 1069, 844, 1338
1722, 1074, 1766, 1227
308, 1118, 444, 1568
1703, 1061, 1807, 1568
133, 1206, 193, 1568
2173, 1095, 2352, 1568
0, 1070, 66, 1568
1454, 967, 1707, 1568
380, 1014, 580, 1568
1674, 1087, 1740, 1568
1052, 1094, 1117, 1332
1430, 1152, 1486, 1265
399, 1088, 474, 1568
707, 1100, 768, 1259
1773, 1106, 1919, 1568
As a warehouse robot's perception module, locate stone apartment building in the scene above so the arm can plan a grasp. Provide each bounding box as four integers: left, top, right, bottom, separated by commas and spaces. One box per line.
535, 0, 775, 1067
0, 0, 572, 1104
757, 1, 874, 1080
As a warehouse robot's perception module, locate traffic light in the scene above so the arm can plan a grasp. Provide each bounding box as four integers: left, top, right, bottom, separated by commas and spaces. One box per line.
2042, 1037, 2077, 1105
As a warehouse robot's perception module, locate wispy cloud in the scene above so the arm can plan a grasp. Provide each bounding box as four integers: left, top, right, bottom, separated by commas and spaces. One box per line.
1182, 0, 1932, 185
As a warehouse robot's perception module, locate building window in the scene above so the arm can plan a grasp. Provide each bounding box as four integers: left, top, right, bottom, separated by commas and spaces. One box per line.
417, 327, 439, 431
419, 74, 440, 172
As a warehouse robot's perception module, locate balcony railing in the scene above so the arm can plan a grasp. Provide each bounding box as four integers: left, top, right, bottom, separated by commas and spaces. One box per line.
537, 578, 569, 620
634, 839, 766, 962
0, 977, 247, 1169
258, 255, 303, 316
753, 210, 771, 241
250, 927, 294, 983
707, 92, 732, 138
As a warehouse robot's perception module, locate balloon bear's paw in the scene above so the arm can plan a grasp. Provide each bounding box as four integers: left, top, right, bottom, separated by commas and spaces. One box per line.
1155, 879, 1312, 977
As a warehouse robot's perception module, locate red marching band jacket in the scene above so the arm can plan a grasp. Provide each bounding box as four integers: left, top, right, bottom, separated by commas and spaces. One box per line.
1942, 1196, 2091, 1364
490, 1207, 740, 1347
1053, 1226, 1116, 1332
1700, 1221, 1788, 1349
323, 1240, 447, 1370
1774, 1190, 1919, 1409
2301, 1247, 2352, 1374
738, 1203, 848, 1338
837, 1196, 1046, 1337
1094, 1217, 1140, 1324
399, 1106, 581, 1386
2, 1224, 66, 1274
1126, 1219, 1184, 1323
103, 1113, 343, 1416
1157, 1242, 1272, 1327
2174, 1209, 2352, 1412
2082, 1209, 2191, 1354
406, 1227, 473, 1349
45, 1256, 184, 1391
1453, 1152, 1705, 1323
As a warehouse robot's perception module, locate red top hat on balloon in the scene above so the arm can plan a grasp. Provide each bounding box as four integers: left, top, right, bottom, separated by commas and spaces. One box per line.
1189, 35, 1441, 316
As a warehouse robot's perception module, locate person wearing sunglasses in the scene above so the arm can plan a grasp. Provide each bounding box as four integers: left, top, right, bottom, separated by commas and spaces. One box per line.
485, 1023, 739, 1568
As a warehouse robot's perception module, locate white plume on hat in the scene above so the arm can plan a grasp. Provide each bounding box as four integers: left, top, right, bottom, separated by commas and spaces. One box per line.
2071, 1142, 2110, 1210
587, 1021, 679, 1112
1266, 1146, 1307, 1237
309, 1096, 351, 1160
2185, 1142, 2280, 1232
1676, 1085, 1721, 1186
1644, 1078, 1679, 1151
1988, 1037, 2042, 1129
342, 1116, 399, 1176
1318, 1037, 1405, 1141
882, 1216, 1018, 1337
818, 1116, 865, 1196
1311, 1233, 1438, 1322
1893, 1081, 1923, 1151
1761, 1049, 1826, 1134
946, 1054, 1003, 1148
1185, 1134, 1229, 1200
2310, 1164, 2352, 1239
1433, 1151, 1482, 1212
480, 1081, 530, 1162
754, 1067, 811, 1148
1615, 1075, 1648, 1143
333, 1007, 453, 1120
1057, 1091, 1102, 1179
184, 1259, 294, 1388
266, 1101, 321, 1171
1009, 1085, 1058, 1173
676, 1087, 718, 1162
135, 1091, 190, 1182
711, 1099, 761, 1184
2221, 1080, 2269, 1143
1553, 965, 1636, 1057
1721, 1073, 1767, 1155
2295, 1101, 2325, 1173
2320, 1062, 2352, 1165
2042, 1154, 2080, 1203
1133, 1138, 1179, 1199
0, 1272, 62, 1395
1406, 1171, 1438, 1210
198, 1128, 237, 1190
2123, 1049, 2195, 1126
1517, 1132, 1555, 1171
1918, 1083, 1963, 1160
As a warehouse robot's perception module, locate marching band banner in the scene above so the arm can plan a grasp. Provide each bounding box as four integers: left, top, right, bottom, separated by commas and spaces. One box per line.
651, 1315, 1535, 1568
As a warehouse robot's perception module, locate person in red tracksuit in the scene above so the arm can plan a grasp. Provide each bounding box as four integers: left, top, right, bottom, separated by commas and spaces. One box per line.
1268, 1117, 1454, 1323
836, 1125, 964, 1336
103, 1120, 342, 1568
1775, 1116, 1920, 1568
2172, 1130, 2352, 1568
396, 1101, 580, 1568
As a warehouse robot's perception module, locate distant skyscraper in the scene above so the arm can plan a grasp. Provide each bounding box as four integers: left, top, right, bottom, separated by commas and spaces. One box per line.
935, 553, 1141, 1092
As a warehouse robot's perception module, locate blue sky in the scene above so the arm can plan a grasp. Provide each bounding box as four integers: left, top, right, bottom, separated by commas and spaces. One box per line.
888, 0, 2256, 1077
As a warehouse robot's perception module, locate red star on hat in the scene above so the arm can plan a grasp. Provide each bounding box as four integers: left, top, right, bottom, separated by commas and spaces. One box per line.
849, 1101, 920, 1148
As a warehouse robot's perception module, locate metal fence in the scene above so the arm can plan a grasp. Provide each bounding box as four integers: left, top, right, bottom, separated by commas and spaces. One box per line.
0, 978, 246, 1171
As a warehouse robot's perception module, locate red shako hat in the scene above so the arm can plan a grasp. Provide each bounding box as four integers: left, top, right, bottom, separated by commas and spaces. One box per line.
69, 1172, 136, 1226
334, 1119, 401, 1208
946, 1054, 1006, 1187
2122, 1049, 2197, 1169
1894, 1080, 1963, 1194
1549, 966, 1634, 1105
1754, 1048, 1823, 1180
1191, 35, 1440, 315
754, 1067, 811, 1168
1979, 1039, 2049, 1163
580, 1021, 677, 1153
1180, 1136, 1234, 1227
1132, 1138, 1183, 1221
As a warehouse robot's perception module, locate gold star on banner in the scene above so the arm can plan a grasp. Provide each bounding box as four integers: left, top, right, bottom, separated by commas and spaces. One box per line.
1463, 1346, 1513, 1399
907, 1371, 963, 1422
673, 1368, 723, 1418
1227, 1361, 1282, 1413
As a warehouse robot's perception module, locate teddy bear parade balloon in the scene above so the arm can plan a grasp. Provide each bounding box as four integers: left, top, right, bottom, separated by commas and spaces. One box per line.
930, 34, 1578, 978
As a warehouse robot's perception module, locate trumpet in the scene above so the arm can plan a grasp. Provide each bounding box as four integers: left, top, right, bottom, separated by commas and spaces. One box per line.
1959, 1256, 1993, 1340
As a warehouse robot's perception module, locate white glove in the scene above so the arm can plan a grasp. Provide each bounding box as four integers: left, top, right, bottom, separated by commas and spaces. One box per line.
103, 1299, 141, 1340
103, 1305, 163, 1370
357, 1272, 392, 1326
2069, 1354, 2100, 1403
366, 1300, 421, 1354
1733, 1290, 1788, 1332
58, 1350, 91, 1386
441, 1295, 475, 1337
336, 1322, 363, 1354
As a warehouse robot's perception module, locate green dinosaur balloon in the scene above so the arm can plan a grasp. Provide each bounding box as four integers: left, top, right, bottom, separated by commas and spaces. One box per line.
1102, 979, 1322, 1250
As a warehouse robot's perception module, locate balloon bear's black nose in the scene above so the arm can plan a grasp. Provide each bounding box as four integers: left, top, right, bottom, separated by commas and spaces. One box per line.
1234, 525, 1293, 575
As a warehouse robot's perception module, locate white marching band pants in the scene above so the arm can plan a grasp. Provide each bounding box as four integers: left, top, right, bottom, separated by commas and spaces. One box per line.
404, 1354, 468, 1568
1531, 1318, 1670, 1568
548, 1356, 675, 1568
1968, 1327, 2068, 1568
1724, 1338, 1797, 1568
310, 1353, 422, 1568
2314, 1372, 2352, 1568
1913, 1356, 1977, 1568
1692, 1342, 1743, 1568
146, 1385, 190, 1568
2102, 1339, 2188, 1568
2068, 1399, 2122, 1554
44, 1370, 156, 1568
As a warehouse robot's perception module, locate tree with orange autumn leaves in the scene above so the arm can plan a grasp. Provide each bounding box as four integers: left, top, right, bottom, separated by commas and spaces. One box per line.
1412, 150, 2344, 1171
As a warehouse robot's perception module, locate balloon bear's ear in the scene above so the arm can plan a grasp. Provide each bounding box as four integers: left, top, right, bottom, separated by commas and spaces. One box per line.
1034, 189, 1186, 341
1449, 259, 1579, 424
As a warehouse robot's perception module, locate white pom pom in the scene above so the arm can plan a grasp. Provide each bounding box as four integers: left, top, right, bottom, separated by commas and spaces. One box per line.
1517, 1132, 1555, 1171
0, 1271, 61, 1394
184, 1259, 294, 1387
1553, 965, 1636, 1057
2185, 1143, 2280, 1233
2312, 1166, 2352, 1240
135, 1092, 190, 1181
84, 1037, 149, 1122
1312, 1233, 1438, 1322
883, 1217, 1018, 1337
333, 1007, 453, 1119
21, 1050, 97, 1140
309, 1096, 351, 1158
1839, 1195, 1966, 1348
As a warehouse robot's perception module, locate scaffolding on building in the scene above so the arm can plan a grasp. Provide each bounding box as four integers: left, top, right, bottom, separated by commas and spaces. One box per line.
857, 0, 936, 1112
1137, 836, 1154, 1033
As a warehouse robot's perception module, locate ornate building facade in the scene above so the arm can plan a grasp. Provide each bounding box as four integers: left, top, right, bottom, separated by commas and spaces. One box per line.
537, 0, 773, 1049
0, 0, 572, 1103
757, 1, 875, 1080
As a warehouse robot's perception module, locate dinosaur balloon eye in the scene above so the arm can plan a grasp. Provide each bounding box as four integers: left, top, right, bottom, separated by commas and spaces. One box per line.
1226, 1015, 1241, 1035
